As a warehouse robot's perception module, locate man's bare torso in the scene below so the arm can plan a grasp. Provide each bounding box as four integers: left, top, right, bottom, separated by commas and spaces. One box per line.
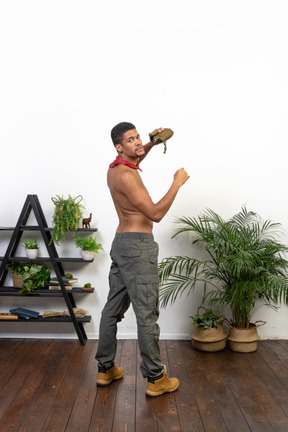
107, 165, 153, 233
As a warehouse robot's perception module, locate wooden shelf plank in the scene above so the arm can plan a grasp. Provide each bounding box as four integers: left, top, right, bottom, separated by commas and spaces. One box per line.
0, 286, 94, 296
0, 226, 98, 232
0, 257, 94, 263
0, 315, 91, 322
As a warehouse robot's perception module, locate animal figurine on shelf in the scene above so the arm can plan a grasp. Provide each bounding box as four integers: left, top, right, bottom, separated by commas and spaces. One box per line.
82, 213, 92, 229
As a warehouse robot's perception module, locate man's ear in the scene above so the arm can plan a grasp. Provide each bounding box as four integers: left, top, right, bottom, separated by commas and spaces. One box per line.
115, 143, 123, 153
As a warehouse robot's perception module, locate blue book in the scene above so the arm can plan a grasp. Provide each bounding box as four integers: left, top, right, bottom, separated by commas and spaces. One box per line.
9, 308, 39, 319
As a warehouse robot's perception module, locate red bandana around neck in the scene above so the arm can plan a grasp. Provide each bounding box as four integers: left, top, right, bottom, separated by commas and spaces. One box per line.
109, 155, 142, 172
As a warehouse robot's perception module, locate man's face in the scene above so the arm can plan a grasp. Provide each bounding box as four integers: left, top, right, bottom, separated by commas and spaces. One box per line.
116, 129, 145, 159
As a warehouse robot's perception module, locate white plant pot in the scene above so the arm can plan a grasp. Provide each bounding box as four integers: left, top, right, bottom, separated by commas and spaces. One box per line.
26, 249, 39, 259
81, 250, 95, 261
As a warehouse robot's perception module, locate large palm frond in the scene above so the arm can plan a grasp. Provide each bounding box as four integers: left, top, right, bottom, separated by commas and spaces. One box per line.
159, 206, 288, 327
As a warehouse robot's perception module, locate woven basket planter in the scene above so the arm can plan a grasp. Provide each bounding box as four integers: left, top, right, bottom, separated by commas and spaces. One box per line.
191, 326, 228, 352
228, 323, 264, 353
11, 273, 23, 289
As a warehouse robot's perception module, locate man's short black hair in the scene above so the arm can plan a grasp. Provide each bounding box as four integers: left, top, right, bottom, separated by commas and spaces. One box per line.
111, 122, 136, 146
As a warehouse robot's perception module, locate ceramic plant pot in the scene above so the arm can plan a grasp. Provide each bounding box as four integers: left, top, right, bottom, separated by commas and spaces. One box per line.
81, 250, 95, 261
25, 249, 39, 259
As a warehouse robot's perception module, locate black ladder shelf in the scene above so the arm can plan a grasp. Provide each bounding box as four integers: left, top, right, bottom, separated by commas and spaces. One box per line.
0, 194, 97, 345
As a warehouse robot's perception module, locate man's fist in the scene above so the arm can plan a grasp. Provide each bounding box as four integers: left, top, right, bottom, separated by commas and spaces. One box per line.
174, 168, 190, 186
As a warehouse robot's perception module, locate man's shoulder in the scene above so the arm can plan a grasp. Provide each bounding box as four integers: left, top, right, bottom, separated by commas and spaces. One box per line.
108, 165, 139, 187
108, 165, 138, 177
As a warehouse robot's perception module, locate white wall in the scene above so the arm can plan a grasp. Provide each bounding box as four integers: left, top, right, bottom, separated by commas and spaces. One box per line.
0, 0, 288, 340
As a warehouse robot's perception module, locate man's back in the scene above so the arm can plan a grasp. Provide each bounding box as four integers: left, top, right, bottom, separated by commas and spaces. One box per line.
107, 164, 154, 233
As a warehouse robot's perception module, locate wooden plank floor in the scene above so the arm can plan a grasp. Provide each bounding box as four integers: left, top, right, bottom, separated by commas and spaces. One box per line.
1, 339, 288, 431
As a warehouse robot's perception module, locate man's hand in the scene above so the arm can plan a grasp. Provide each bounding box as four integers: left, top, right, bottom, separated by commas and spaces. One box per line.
149, 128, 165, 143
174, 168, 190, 186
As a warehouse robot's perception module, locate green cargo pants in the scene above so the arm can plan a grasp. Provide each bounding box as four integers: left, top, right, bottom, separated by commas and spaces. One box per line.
95, 232, 163, 378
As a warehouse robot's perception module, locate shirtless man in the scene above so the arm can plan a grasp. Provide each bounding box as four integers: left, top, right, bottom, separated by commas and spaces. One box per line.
96, 122, 189, 397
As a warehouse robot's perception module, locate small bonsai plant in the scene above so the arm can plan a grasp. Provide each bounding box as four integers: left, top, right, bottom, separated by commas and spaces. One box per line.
74, 235, 103, 260
51, 194, 85, 244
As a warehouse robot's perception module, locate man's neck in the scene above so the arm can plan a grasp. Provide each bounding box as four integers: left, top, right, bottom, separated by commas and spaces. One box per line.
118, 154, 139, 165
109, 155, 142, 172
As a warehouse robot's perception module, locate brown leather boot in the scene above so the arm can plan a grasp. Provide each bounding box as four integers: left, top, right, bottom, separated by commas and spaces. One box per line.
96, 363, 124, 386
145, 371, 179, 397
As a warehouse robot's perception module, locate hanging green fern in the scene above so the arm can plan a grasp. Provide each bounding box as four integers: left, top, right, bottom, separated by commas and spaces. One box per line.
51, 195, 85, 245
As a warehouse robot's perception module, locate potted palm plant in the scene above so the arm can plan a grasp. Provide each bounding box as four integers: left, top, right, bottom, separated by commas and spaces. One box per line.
159, 207, 288, 352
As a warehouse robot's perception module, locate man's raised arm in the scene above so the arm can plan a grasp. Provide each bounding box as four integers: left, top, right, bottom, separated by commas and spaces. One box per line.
138, 128, 165, 162
118, 167, 190, 223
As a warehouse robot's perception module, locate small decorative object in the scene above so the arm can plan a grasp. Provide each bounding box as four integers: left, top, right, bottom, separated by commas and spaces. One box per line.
51, 195, 85, 244
190, 308, 228, 352
82, 213, 92, 229
74, 235, 103, 261
23, 239, 39, 259
82, 282, 92, 290
65, 273, 74, 279
150, 128, 174, 153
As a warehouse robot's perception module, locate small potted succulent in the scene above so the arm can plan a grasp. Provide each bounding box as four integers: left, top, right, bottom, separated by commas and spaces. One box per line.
23, 239, 39, 259
74, 235, 103, 261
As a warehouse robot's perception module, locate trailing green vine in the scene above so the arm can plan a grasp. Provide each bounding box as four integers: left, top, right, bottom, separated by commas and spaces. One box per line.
51, 195, 84, 244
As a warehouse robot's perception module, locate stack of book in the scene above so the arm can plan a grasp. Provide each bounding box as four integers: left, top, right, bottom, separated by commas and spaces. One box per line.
49, 277, 78, 290
9, 308, 40, 320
